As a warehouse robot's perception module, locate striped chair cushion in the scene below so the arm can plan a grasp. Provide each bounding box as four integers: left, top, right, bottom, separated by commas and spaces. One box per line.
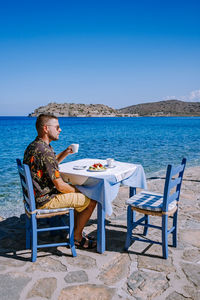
24, 202, 71, 215
126, 191, 177, 212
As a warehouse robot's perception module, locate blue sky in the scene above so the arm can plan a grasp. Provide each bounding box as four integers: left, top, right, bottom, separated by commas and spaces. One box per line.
0, 0, 200, 115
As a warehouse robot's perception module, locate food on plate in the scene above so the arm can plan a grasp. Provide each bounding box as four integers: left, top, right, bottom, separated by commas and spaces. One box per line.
89, 163, 107, 171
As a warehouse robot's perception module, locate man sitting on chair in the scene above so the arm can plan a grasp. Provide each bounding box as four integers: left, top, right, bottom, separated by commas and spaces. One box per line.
23, 113, 97, 249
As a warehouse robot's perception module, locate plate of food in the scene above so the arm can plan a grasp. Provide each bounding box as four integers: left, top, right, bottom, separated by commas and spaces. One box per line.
87, 163, 107, 172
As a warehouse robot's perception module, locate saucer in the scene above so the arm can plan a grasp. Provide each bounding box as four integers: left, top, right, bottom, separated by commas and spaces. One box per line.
73, 166, 87, 170
87, 168, 107, 172
105, 164, 116, 168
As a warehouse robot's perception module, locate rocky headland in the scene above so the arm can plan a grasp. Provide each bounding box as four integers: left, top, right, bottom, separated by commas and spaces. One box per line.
0, 165, 199, 299
29, 103, 120, 117
118, 99, 200, 117
29, 100, 200, 117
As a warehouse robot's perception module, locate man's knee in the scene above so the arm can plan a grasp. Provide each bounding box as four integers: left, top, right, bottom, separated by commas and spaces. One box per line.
89, 199, 97, 209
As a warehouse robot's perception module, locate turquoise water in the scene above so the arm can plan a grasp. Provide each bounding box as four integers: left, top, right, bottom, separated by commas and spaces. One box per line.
0, 116, 200, 218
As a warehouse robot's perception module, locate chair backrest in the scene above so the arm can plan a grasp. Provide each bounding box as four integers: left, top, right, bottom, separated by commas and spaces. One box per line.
16, 159, 36, 212
163, 158, 186, 212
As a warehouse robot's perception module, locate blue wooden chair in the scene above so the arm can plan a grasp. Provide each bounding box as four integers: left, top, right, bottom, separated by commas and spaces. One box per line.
16, 159, 77, 262
125, 158, 186, 258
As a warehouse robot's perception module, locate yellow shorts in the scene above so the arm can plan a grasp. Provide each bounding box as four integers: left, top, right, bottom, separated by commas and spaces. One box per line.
40, 192, 90, 213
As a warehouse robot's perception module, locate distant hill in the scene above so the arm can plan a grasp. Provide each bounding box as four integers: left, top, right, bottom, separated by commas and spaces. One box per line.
29, 100, 200, 117
117, 100, 200, 116
29, 102, 117, 117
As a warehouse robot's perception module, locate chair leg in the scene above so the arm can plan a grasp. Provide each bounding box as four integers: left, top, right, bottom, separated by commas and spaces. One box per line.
69, 209, 77, 257
25, 215, 31, 249
172, 210, 178, 247
31, 216, 37, 262
162, 215, 168, 259
143, 215, 149, 236
125, 206, 135, 250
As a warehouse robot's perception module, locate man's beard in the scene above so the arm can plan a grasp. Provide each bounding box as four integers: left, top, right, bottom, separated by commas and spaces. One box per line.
48, 133, 59, 141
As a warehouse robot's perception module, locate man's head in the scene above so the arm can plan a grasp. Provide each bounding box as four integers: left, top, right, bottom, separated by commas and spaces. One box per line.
36, 114, 61, 142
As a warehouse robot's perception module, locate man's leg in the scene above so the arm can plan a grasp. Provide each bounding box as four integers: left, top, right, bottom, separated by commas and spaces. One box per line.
40, 192, 97, 245
74, 199, 96, 242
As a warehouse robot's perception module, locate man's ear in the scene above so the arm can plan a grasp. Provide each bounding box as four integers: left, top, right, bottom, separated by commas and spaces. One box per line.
43, 125, 49, 134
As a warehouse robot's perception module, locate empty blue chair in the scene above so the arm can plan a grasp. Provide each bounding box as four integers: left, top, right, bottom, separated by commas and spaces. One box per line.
125, 158, 186, 258
16, 159, 77, 262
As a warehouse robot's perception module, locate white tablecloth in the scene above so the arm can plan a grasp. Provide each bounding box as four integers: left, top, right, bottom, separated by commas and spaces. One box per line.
59, 158, 147, 216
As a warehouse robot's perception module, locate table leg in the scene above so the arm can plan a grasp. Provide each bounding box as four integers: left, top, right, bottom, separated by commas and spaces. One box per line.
97, 202, 105, 253
97, 187, 136, 253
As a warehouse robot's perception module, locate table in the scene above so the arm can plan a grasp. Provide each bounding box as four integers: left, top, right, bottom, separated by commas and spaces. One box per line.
59, 158, 147, 253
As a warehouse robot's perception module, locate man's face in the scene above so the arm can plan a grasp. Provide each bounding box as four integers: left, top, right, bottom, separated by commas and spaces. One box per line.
45, 118, 61, 141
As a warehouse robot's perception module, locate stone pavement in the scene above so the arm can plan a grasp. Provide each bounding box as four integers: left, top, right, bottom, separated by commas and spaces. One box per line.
0, 166, 199, 300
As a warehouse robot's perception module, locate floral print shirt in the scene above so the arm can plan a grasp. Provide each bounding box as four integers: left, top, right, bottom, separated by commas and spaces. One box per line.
23, 137, 61, 208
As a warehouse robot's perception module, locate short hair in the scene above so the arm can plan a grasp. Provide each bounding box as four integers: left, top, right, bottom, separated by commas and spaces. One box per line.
36, 114, 58, 132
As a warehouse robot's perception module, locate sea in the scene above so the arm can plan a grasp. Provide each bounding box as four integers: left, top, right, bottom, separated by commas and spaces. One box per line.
0, 116, 200, 218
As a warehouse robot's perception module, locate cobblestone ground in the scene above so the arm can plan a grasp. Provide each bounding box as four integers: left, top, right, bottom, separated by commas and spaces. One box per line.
0, 166, 199, 300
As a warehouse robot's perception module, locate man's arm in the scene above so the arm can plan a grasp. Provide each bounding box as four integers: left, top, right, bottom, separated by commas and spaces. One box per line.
53, 177, 75, 193
56, 146, 73, 164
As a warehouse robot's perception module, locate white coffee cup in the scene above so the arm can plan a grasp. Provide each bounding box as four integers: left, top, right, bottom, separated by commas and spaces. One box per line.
106, 158, 114, 167
70, 144, 79, 153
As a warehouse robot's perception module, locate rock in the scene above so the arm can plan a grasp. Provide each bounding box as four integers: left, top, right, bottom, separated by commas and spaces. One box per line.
127, 270, 169, 299
165, 291, 193, 300
128, 239, 152, 257
98, 253, 130, 285
64, 254, 97, 269
182, 248, 200, 262
0, 272, 31, 300
179, 230, 200, 248
26, 256, 67, 272
181, 263, 200, 287
137, 254, 175, 273
27, 277, 57, 299
184, 286, 200, 300
190, 212, 200, 221
64, 270, 88, 283
59, 284, 115, 300
0, 257, 26, 268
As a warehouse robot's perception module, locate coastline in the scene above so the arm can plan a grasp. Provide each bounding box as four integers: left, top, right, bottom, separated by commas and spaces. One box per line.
27, 100, 200, 117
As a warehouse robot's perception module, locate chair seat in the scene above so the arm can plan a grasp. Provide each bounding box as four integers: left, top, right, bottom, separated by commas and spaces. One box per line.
126, 191, 177, 212
24, 202, 71, 216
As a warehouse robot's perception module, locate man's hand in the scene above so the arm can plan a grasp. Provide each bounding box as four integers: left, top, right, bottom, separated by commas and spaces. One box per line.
66, 145, 74, 155
53, 177, 75, 193
56, 146, 74, 164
